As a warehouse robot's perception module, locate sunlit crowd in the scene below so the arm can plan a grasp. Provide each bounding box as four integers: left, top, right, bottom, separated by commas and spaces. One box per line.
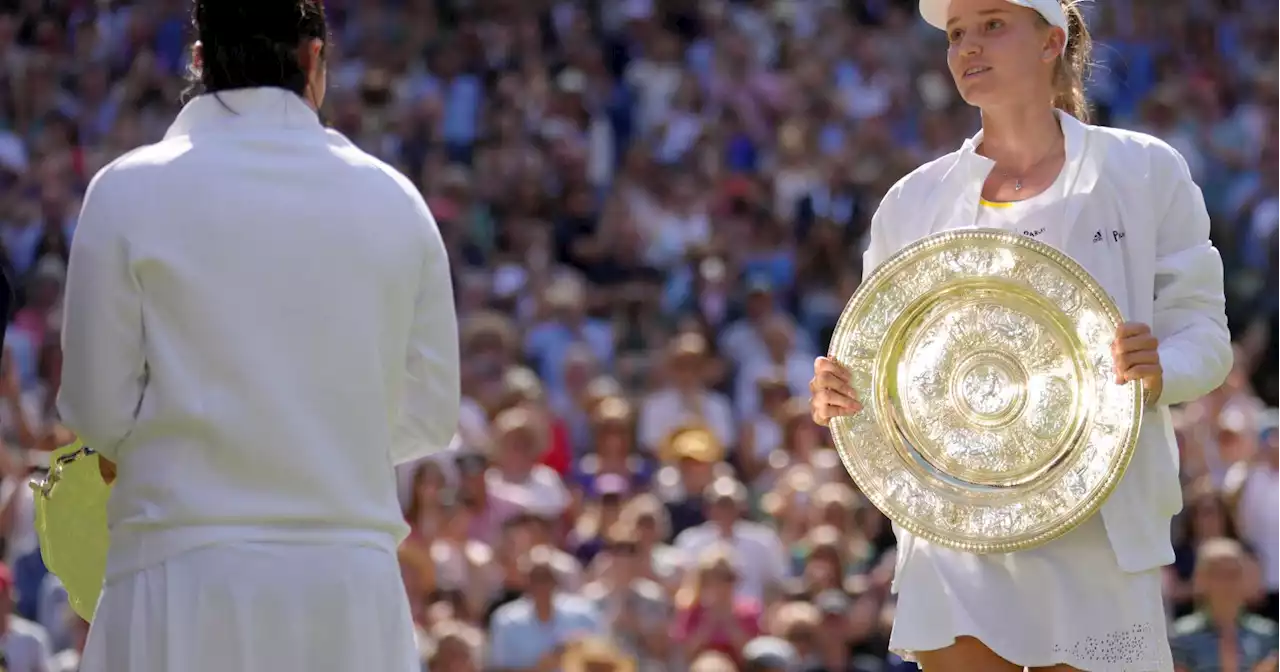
0, 0, 1273, 670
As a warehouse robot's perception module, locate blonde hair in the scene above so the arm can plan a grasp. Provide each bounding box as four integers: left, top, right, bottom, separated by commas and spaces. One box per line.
427, 620, 484, 667
619, 493, 672, 541
1048, 0, 1093, 121
689, 651, 739, 672
675, 545, 738, 610
1187, 535, 1249, 591
770, 601, 821, 639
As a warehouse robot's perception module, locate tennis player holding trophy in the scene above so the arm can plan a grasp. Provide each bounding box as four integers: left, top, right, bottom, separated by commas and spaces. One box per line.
56, 1, 459, 670
810, 0, 1231, 670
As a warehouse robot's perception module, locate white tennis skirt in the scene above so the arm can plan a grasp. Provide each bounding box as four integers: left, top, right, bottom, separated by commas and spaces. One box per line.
80, 541, 419, 672
889, 516, 1174, 671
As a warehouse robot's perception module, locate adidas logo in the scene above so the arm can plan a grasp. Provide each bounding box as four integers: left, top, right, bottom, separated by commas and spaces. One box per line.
1093, 230, 1104, 243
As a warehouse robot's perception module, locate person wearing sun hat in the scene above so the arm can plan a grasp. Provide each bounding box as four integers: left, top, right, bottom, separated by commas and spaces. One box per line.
560, 636, 638, 672
638, 332, 736, 455
808, 0, 1231, 669
659, 424, 726, 465
918, 0, 1070, 39
655, 424, 730, 537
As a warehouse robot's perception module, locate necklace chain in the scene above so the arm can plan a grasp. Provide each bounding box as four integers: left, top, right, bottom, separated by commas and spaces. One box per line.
995, 146, 1062, 194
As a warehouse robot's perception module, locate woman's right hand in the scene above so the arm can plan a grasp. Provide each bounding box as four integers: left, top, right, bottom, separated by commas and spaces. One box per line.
809, 357, 862, 426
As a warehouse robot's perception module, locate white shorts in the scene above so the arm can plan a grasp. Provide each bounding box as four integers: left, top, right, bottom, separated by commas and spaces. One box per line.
889, 516, 1174, 671
80, 541, 419, 672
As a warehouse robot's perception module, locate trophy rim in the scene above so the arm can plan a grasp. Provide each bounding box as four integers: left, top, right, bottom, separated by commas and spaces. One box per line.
827, 228, 1143, 554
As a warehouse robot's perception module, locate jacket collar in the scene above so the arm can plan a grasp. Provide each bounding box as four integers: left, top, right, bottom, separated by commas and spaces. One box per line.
933, 110, 1101, 237
164, 87, 322, 140
960, 109, 1087, 167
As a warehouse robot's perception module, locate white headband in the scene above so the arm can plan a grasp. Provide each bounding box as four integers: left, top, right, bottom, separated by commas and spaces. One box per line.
920, 0, 1071, 49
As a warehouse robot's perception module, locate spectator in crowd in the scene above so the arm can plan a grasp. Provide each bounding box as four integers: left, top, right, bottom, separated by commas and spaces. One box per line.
1225, 423, 1280, 619
570, 397, 654, 499
581, 521, 672, 670
424, 620, 485, 672
488, 545, 603, 670
1170, 538, 1279, 672
1169, 479, 1251, 619
674, 476, 789, 604
48, 616, 86, 672
690, 650, 742, 672
741, 635, 800, 672
0, 562, 53, 672
672, 545, 764, 666
639, 333, 736, 455
561, 637, 639, 672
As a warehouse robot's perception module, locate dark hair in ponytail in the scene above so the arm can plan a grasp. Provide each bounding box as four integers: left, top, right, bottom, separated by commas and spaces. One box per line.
189, 0, 329, 97
1049, 0, 1093, 122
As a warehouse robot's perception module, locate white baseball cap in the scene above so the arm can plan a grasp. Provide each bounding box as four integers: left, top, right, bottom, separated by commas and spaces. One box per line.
920, 0, 1070, 47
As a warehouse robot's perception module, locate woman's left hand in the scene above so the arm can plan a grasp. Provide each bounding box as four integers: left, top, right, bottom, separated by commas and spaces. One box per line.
1112, 322, 1163, 405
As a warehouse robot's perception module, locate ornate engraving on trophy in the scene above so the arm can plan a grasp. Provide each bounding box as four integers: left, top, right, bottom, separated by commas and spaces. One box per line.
828, 230, 1142, 553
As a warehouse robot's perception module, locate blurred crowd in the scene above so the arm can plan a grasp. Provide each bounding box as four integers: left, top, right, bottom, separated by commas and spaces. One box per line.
0, 0, 1273, 670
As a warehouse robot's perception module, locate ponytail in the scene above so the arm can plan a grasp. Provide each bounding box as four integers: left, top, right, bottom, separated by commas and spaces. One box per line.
1051, 1, 1093, 122
188, 0, 328, 98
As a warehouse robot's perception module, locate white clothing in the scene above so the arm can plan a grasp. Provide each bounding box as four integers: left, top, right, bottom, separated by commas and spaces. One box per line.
0, 476, 36, 566
971, 166, 1071, 250
734, 353, 813, 418
51, 650, 81, 672
1247, 195, 1279, 241
637, 388, 736, 454
623, 60, 681, 134
486, 465, 571, 518
80, 542, 418, 672
891, 517, 1173, 671
747, 416, 782, 461
889, 187, 1174, 670
673, 521, 789, 603
1234, 466, 1280, 590
58, 88, 460, 581
50, 650, 79, 670
1, 616, 54, 672
866, 111, 1232, 574
58, 88, 458, 670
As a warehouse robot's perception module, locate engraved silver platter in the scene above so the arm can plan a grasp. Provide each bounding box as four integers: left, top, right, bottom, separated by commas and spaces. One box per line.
828, 228, 1142, 554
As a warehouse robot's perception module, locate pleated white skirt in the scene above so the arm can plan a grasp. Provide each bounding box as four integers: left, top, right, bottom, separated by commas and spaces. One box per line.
80, 541, 419, 672
889, 516, 1174, 671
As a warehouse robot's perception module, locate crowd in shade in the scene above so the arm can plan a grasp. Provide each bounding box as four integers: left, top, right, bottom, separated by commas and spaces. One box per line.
0, 0, 1274, 670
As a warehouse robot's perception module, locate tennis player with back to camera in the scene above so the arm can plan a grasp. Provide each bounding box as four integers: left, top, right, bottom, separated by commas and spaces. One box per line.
56, 1, 460, 670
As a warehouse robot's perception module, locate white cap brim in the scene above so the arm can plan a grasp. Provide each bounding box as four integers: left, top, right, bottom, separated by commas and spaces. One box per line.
920, 0, 1069, 46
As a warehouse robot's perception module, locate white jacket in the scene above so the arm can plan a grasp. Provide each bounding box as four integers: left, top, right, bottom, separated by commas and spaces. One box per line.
58, 88, 460, 578
867, 111, 1232, 573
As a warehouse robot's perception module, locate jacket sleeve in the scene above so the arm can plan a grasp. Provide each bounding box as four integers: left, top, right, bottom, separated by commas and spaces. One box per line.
390, 197, 461, 465
1150, 145, 1233, 406
861, 183, 905, 282
57, 169, 147, 462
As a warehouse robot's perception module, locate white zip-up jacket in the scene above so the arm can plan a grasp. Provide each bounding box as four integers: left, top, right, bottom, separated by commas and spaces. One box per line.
868, 111, 1232, 573
58, 88, 461, 578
